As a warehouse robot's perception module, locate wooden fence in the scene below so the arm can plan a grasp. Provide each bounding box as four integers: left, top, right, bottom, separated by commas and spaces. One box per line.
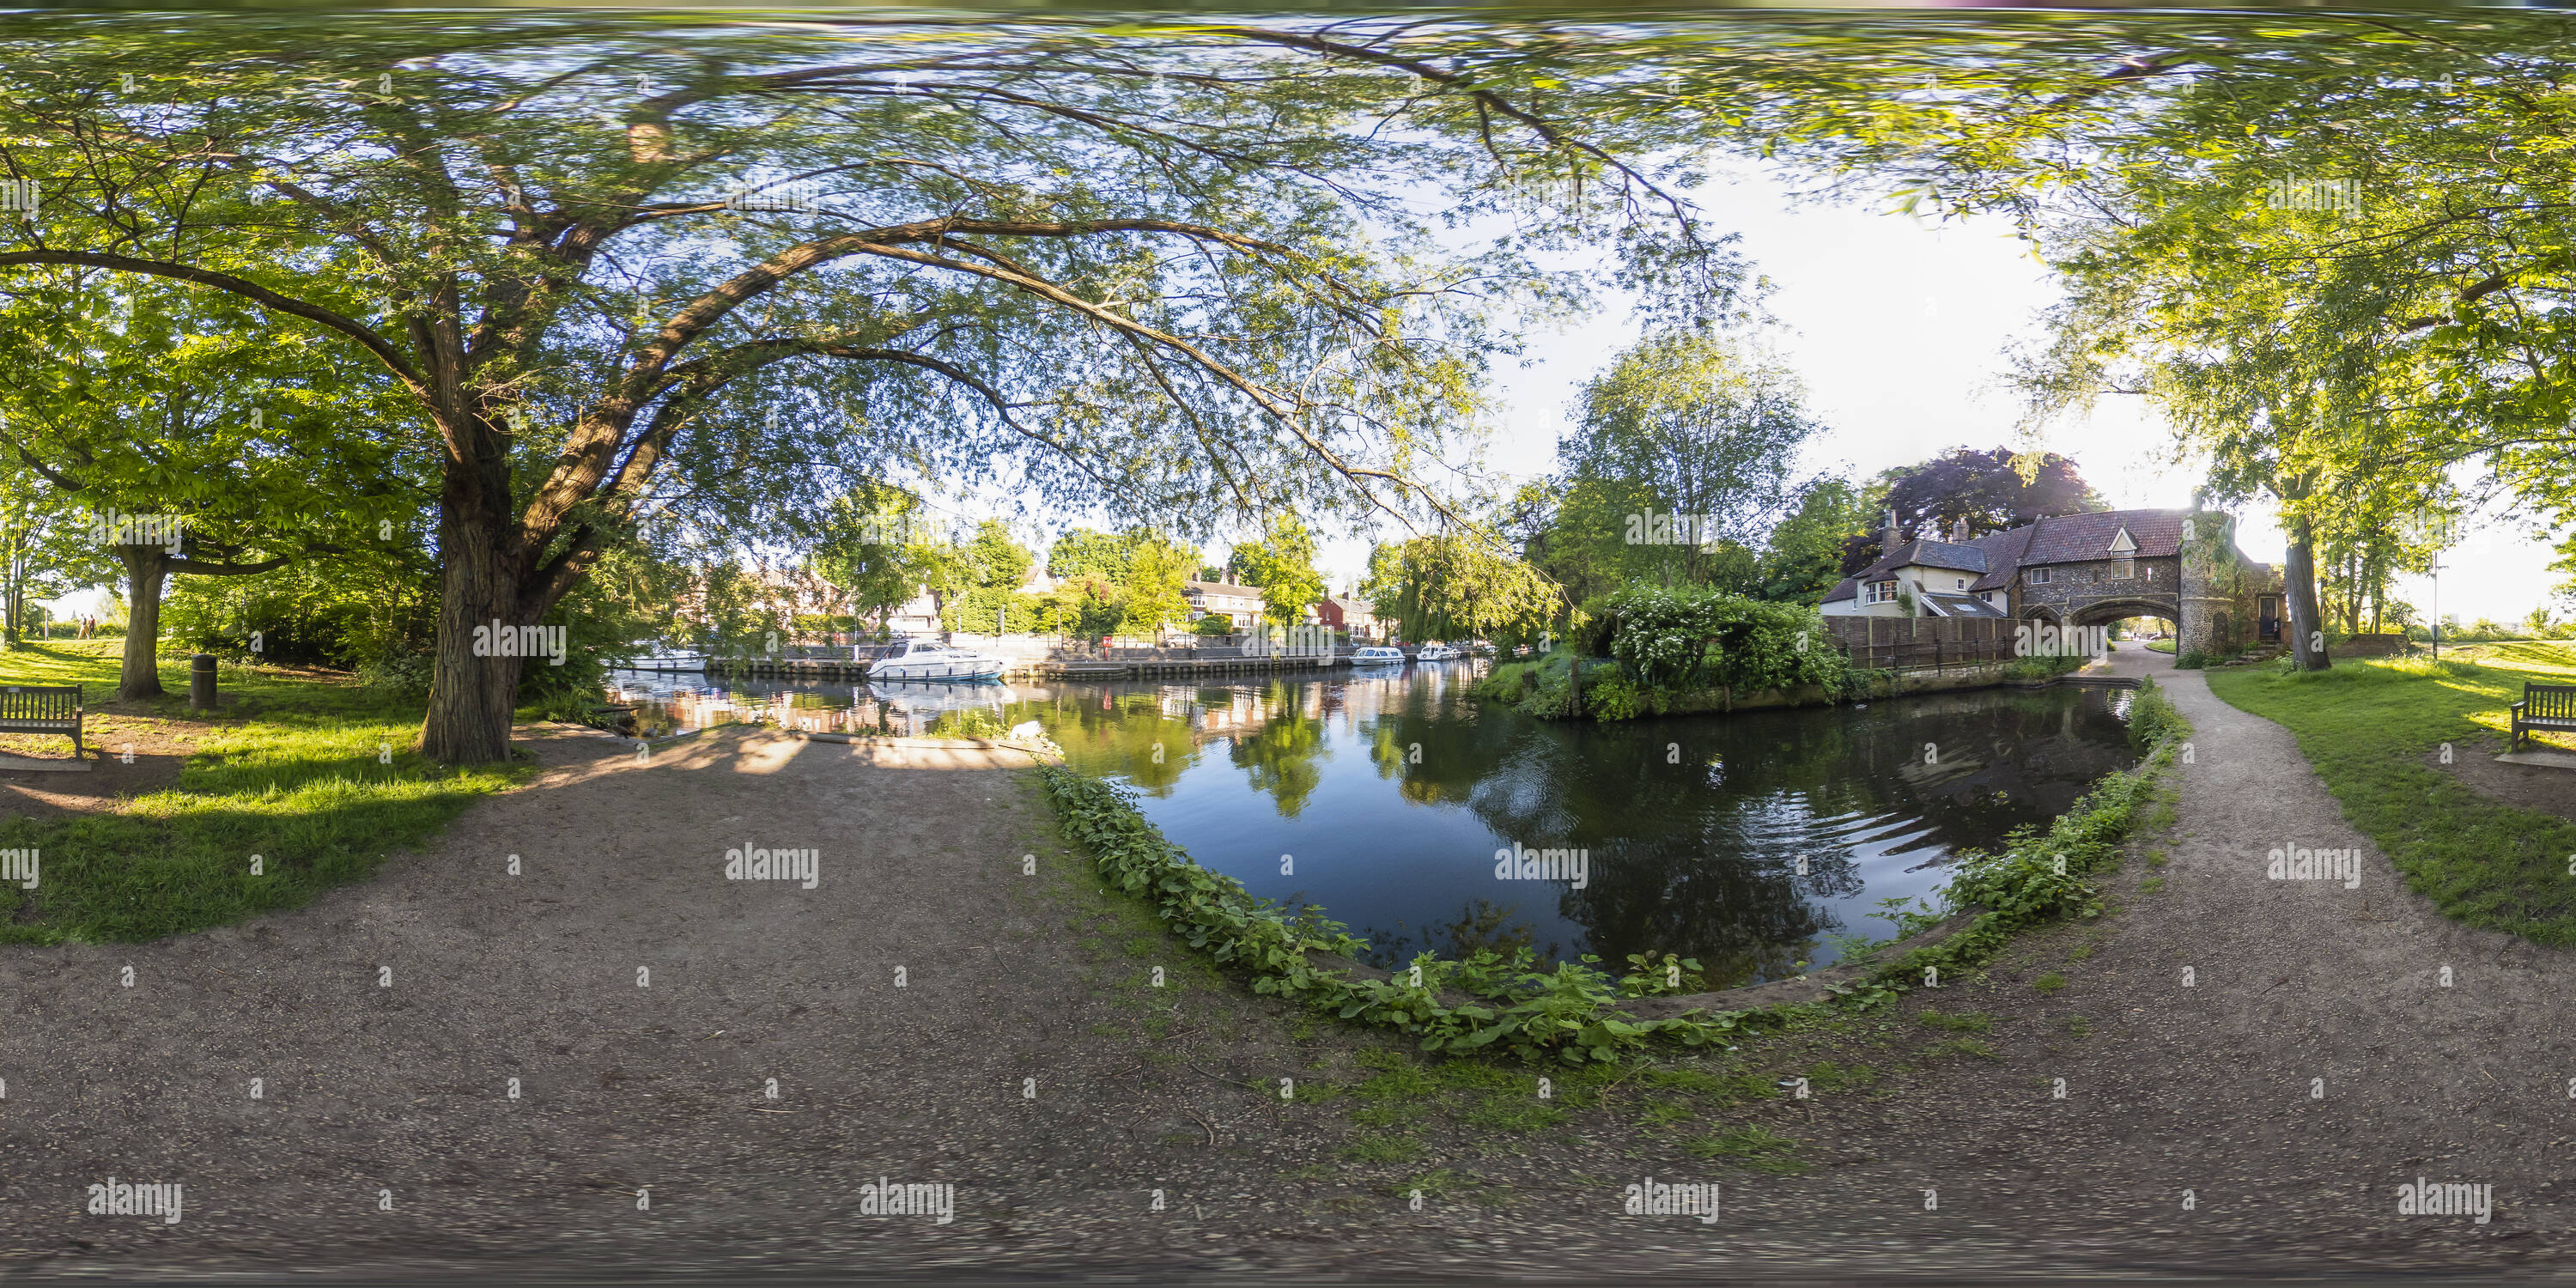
1823, 617, 2020, 671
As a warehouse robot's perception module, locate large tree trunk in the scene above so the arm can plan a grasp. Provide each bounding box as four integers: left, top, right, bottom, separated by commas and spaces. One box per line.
2283, 512, 2332, 672
118, 544, 170, 700
421, 449, 529, 765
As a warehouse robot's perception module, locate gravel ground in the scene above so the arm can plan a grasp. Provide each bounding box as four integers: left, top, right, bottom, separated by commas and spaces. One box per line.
6, 664, 2576, 1280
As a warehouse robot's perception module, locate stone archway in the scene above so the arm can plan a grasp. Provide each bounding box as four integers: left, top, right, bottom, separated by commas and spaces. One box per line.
2069, 596, 2179, 629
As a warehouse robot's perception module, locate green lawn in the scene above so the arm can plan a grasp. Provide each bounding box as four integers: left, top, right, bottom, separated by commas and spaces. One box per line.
2145, 639, 2176, 654
2207, 643, 2576, 945
0, 641, 527, 944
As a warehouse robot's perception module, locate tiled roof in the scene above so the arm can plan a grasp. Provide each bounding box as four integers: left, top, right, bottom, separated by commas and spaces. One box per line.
1185, 580, 1263, 598
1857, 538, 1986, 580
1967, 525, 2037, 592
1822, 507, 2227, 605
2020, 509, 2192, 564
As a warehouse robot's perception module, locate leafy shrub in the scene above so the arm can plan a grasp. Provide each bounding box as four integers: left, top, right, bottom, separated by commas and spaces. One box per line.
1193, 614, 1234, 636
2002, 653, 2085, 681
1584, 666, 1652, 720
355, 648, 436, 700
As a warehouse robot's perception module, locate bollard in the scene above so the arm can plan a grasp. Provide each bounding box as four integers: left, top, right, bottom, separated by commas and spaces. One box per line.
190, 653, 217, 710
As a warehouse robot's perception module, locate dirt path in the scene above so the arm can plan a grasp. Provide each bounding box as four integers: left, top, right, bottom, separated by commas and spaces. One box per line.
8, 670, 2576, 1278
1718, 648, 2576, 1271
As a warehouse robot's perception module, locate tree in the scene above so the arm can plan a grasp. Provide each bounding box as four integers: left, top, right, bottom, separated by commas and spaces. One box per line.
1120, 538, 1194, 636
0, 19, 1741, 760
1756, 478, 1870, 604
808, 483, 940, 639
959, 521, 1036, 594
0, 273, 418, 696
0, 477, 105, 648
1730, 16, 2576, 669
1549, 331, 1822, 592
1048, 530, 1138, 586
1362, 532, 1571, 647
1231, 514, 1327, 626
1883, 447, 2100, 540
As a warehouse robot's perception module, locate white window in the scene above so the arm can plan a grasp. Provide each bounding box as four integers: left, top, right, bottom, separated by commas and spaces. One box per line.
2026, 567, 2052, 586
1956, 579, 1966, 589
1866, 580, 1899, 605
2112, 556, 2136, 580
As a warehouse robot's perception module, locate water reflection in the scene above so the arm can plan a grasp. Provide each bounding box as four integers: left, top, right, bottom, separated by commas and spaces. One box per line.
609, 664, 2136, 987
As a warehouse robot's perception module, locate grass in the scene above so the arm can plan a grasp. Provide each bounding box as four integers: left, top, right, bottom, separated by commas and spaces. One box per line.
0, 641, 527, 942
2144, 638, 2177, 654
1680, 1125, 1806, 1173
1914, 1006, 1994, 1032
2206, 643, 2576, 945
2032, 971, 2068, 993
1918, 1036, 2002, 1061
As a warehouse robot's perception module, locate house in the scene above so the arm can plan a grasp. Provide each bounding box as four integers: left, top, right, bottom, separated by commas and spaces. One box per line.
1315, 595, 1382, 641
1184, 579, 1267, 629
1820, 508, 2283, 655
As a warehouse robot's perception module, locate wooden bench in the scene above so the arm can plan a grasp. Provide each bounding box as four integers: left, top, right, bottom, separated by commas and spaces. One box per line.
2511, 682, 2576, 750
0, 683, 82, 757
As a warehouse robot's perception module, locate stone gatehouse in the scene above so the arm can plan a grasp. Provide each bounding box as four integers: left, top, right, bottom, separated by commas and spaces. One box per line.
1820, 508, 2284, 655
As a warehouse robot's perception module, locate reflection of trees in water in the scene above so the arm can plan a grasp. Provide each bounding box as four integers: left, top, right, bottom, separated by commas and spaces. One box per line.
1025, 673, 2136, 987
1228, 681, 1330, 817
1446, 687, 2134, 984
1354, 898, 1563, 971
1012, 690, 1201, 794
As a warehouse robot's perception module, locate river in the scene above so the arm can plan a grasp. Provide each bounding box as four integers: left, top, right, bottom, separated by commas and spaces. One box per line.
606, 661, 2139, 988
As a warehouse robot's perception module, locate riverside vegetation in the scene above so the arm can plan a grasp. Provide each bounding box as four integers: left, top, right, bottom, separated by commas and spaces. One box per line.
1469, 584, 2081, 722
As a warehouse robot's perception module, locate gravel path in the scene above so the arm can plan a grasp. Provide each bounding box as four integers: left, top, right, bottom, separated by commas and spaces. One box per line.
6, 665, 2574, 1279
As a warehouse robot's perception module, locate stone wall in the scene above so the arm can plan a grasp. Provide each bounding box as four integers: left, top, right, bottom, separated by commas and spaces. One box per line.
2175, 513, 2276, 655
2014, 555, 2182, 627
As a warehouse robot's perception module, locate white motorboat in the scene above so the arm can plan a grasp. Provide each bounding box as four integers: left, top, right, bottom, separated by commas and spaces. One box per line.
1349, 646, 1406, 665
866, 638, 1007, 683
1413, 642, 1461, 661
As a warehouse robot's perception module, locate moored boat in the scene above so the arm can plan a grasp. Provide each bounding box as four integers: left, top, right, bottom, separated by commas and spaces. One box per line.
866, 638, 1007, 683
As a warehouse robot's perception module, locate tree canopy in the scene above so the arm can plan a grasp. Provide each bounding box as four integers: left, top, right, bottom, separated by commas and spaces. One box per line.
0, 14, 1746, 756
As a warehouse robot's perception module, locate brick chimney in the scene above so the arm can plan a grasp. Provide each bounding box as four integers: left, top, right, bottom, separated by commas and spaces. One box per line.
1881, 509, 1901, 556
1950, 516, 1971, 544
